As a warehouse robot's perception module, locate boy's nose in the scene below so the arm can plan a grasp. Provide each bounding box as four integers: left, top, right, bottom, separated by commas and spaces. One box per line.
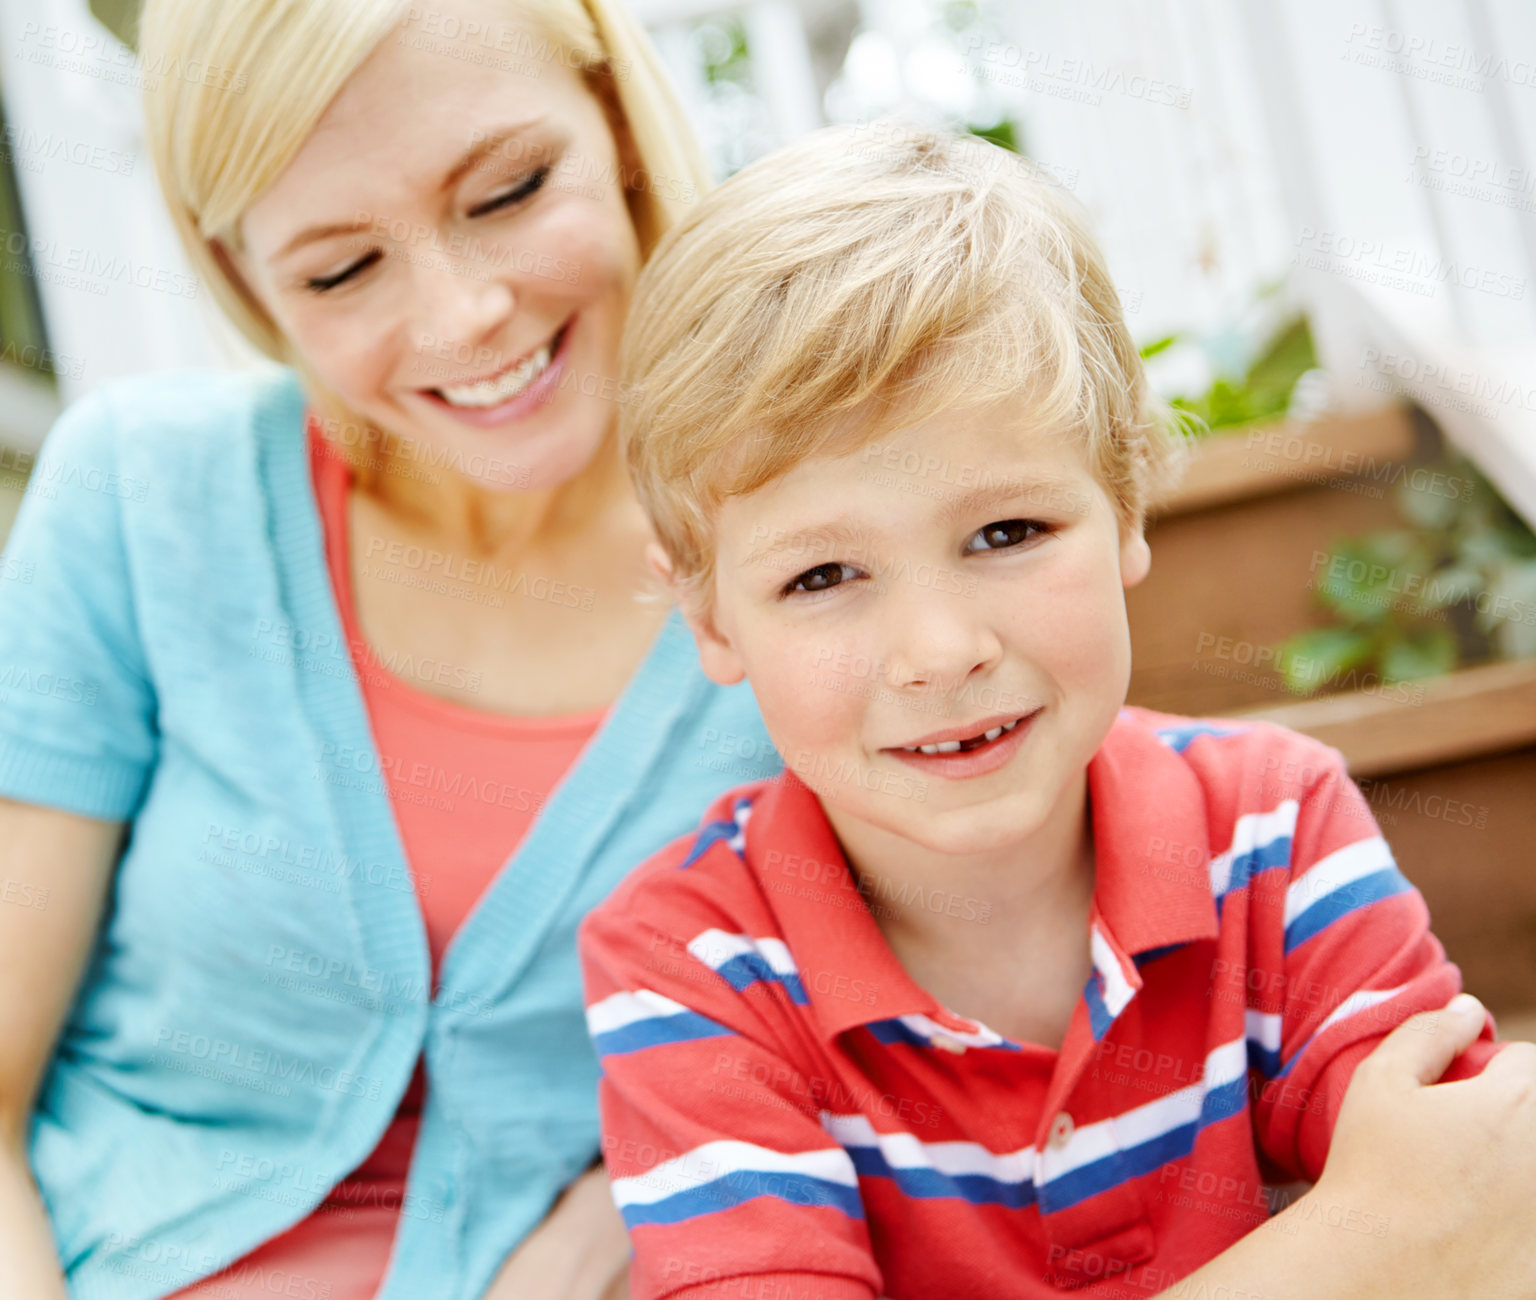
881, 586, 1003, 694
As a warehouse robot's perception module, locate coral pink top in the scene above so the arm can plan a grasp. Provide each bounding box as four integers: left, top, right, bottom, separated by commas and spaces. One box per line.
169, 423, 607, 1299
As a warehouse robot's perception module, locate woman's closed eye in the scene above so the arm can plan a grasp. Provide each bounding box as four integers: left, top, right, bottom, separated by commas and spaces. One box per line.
303, 166, 553, 294
781, 562, 863, 597
305, 249, 382, 293
467, 165, 550, 218
963, 518, 1050, 554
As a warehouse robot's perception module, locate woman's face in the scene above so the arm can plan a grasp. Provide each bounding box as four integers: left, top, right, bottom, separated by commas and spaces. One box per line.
236, 0, 644, 492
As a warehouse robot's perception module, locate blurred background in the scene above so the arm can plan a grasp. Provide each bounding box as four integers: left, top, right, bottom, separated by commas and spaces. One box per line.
0, 0, 1533, 1025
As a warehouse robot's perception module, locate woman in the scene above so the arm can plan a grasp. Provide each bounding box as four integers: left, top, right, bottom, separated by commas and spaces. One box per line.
0, 1, 776, 1297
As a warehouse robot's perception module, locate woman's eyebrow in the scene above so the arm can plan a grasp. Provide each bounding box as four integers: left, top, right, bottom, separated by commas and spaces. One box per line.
440, 115, 551, 192
273, 116, 552, 260
275, 218, 372, 260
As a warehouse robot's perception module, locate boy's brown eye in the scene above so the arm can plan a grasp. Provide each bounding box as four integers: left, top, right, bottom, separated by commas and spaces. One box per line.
966, 519, 1044, 553
784, 562, 856, 595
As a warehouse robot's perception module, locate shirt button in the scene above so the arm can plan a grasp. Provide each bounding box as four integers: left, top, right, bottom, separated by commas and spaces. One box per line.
1048, 1111, 1074, 1148
930, 1033, 967, 1055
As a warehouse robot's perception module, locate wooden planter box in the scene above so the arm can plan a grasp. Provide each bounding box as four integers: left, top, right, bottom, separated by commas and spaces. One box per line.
1126, 402, 1430, 715
1123, 407, 1536, 1027
1235, 661, 1536, 1022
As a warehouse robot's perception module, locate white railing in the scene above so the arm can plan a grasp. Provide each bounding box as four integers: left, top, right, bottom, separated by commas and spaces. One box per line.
0, 0, 251, 435
1, 0, 1532, 525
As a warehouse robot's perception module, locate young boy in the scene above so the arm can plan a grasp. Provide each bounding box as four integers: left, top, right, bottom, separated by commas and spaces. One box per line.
577, 122, 1502, 1299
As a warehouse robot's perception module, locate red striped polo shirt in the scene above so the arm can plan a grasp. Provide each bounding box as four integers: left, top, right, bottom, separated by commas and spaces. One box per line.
579, 706, 1501, 1299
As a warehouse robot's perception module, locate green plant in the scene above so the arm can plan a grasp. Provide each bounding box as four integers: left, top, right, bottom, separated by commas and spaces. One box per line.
1140, 316, 1318, 436
1273, 459, 1536, 695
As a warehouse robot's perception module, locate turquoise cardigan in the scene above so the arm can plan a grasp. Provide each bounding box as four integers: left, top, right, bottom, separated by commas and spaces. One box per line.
0, 366, 780, 1300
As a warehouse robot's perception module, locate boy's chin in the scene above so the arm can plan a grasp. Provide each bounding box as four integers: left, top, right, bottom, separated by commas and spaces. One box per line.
846, 793, 1049, 859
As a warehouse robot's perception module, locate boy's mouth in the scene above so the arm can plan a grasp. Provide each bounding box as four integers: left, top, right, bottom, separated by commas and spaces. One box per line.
880, 707, 1042, 781
892, 711, 1035, 755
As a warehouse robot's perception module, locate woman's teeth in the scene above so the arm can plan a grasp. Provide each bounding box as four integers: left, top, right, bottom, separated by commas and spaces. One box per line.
437, 339, 554, 408
902, 716, 1022, 755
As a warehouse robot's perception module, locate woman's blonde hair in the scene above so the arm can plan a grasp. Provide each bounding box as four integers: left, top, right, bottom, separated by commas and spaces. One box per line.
621, 121, 1190, 613
138, 0, 711, 364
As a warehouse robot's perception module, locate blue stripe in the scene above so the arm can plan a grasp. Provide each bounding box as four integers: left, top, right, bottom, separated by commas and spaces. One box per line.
714, 953, 809, 1004
1084, 971, 1115, 1040
1155, 723, 1245, 753
1038, 1077, 1249, 1214
845, 1147, 1037, 1209
1133, 941, 1188, 967
619, 1172, 865, 1228
1283, 867, 1413, 954
1246, 1039, 1283, 1078
591, 1010, 735, 1059
680, 817, 741, 868
864, 1018, 1022, 1051
1214, 835, 1294, 918
866, 1019, 932, 1047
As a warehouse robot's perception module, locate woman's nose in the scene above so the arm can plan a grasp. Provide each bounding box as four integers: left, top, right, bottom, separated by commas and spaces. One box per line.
408, 253, 516, 358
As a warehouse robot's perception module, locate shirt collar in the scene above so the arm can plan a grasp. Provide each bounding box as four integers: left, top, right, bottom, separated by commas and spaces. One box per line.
742, 708, 1220, 1044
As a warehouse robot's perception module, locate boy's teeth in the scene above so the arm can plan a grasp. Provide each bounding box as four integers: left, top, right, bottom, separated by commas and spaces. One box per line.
438, 342, 553, 408
902, 716, 1022, 755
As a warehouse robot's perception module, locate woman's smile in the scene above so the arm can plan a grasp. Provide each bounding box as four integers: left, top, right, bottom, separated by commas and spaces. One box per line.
419, 314, 574, 425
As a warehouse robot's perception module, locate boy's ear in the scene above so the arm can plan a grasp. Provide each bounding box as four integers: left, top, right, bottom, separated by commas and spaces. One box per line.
1119, 516, 1152, 589
643, 540, 676, 588
645, 542, 747, 686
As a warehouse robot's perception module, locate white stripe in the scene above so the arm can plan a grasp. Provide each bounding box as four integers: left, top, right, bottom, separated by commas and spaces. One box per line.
1245, 1009, 1283, 1055
584, 989, 692, 1036
1037, 1036, 1247, 1185
1312, 983, 1411, 1041
610, 1139, 857, 1208
820, 1111, 1035, 1183
895, 1011, 1008, 1049
687, 929, 798, 977
1090, 924, 1136, 1017
1208, 802, 1299, 898
1283, 837, 1395, 928
727, 800, 753, 854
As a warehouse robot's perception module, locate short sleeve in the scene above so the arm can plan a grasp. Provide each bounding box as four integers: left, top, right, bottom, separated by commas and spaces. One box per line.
0, 390, 158, 819
578, 847, 881, 1300
1247, 753, 1502, 1182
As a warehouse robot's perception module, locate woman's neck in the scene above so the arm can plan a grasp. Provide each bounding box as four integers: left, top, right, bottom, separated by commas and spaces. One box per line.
350, 425, 640, 566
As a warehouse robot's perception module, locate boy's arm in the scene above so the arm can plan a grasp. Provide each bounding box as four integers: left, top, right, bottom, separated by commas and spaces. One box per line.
1245, 754, 1502, 1183
579, 880, 882, 1300
1153, 995, 1536, 1300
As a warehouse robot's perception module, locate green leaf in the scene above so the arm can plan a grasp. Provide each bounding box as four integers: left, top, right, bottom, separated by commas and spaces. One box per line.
1378, 625, 1458, 682
1481, 559, 1536, 654
1421, 564, 1480, 609
1139, 334, 1179, 360
1314, 537, 1423, 625
1276, 627, 1378, 694
1458, 529, 1521, 568
1163, 316, 1317, 435
1241, 317, 1318, 420
967, 120, 1020, 153
1395, 473, 1462, 531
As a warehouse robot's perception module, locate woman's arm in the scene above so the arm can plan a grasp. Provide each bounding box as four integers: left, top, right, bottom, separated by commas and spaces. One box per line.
1152, 995, 1536, 1300
0, 798, 124, 1300
483, 1161, 632, 1300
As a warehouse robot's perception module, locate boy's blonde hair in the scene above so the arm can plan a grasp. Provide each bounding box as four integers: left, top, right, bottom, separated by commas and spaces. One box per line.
138, 0, 711, 364
620, 121, 1188, 613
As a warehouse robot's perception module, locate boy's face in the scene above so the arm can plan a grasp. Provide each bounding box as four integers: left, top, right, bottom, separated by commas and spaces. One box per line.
682, 404, 1151, 859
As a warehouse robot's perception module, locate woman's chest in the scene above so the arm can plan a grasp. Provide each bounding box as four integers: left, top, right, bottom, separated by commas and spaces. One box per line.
349, 512, 669, 714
